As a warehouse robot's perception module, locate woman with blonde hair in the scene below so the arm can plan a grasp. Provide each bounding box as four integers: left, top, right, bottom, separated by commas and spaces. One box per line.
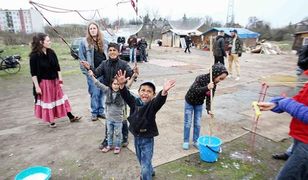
79, 22, 108, 121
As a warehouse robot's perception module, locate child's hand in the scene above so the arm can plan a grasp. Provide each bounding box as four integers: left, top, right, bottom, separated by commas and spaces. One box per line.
88, 70, 94, 77
162, 79, 176, 96
133, 62, 139, 76
80, 61, 90, 70
208, 110, 214, 118
132, 72, 138, 79
207, 82, 214, 90
116, 70, 130, 86
257, 102, 276, 111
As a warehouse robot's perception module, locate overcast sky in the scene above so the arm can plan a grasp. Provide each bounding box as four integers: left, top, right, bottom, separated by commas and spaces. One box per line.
1, 0, 307, 28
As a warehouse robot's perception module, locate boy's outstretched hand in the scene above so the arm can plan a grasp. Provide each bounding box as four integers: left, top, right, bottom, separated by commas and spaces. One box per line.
133, 62, 139, 76
115, 70, 130, 89
162, 79, 176, 96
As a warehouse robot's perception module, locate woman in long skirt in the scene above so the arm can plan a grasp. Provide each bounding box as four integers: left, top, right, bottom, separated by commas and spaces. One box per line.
29, 33, 81, 127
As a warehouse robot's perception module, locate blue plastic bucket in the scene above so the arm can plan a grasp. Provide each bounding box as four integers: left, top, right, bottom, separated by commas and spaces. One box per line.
15, 166, 51, 180
197, 135, 222, 162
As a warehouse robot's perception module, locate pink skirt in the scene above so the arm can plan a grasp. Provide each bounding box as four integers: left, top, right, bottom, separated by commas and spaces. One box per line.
34, 79, 71, 123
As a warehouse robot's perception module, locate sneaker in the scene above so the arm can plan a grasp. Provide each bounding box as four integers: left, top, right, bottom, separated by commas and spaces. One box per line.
99, 139, 108, 150
91, 116, 98, 121
193, 142, 199, 149
122, 140, 129, 147
182, 142, 189, 150
97, 114, 106, 119
101, 146, 112, 153
114, 147, 121, 154
152, 170, 155, 177
49, 122, 57, 128
227, 75, 232, 78
235, 76, 240, 81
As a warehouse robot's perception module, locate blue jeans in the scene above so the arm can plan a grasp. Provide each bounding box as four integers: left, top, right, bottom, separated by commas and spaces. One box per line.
183, 101, 203, 143
86, 75, 105, 117
140, 48, 147, 62
129, 47, 136, 62
276, 139, 308, 179
285, 142, 293, 156
134, 137, 154, 180
106, 120, 123, 147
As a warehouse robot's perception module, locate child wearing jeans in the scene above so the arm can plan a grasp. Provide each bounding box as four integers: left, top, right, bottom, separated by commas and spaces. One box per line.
116, 70, 176, 180
183, 63, 228, 150
89, 70, 137, 154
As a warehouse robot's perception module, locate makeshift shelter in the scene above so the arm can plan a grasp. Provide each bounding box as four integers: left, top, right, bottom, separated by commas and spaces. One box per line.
161, 29, 202, 48
161, 21, 206, 48
201, 27, 260, 49
292, 31, 308, 51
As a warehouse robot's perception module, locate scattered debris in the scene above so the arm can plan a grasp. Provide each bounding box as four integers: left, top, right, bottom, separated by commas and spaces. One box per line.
230, 151, 253, 161
221, 162, 229, 168
9, 153, 13, 157
249, 40, 283, 55
233, 162, 240, 169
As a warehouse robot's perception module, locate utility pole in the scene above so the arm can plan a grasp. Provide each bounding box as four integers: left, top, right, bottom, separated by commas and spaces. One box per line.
226, 0, 235, 27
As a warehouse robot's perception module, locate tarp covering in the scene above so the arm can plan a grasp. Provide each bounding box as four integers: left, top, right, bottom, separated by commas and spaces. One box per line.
203, 27, 260, 39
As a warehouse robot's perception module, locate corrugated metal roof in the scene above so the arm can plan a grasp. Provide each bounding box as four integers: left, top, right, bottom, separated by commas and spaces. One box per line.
295, 20, 308, 26
294, 31, 308, 35
202, 27, 260, 39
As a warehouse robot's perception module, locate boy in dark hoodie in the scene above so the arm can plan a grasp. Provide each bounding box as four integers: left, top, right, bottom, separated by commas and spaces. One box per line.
183, 63, 228, 150
115, 70, 176, 180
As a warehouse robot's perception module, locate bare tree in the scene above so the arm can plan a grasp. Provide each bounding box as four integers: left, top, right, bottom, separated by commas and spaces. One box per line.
141, 8, 160, 49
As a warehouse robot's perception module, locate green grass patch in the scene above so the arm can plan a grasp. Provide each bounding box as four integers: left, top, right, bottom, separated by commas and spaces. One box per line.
275, 40, 293, 51
155, 134, 289, 179
0, 43, 80, 78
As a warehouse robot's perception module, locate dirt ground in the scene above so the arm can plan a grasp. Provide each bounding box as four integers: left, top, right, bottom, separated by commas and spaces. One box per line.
0, 46, 298, 179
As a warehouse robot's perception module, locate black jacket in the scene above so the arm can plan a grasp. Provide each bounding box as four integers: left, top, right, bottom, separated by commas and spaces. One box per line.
94, 57, 133, 86
120, 86, 167, 137
213, 35, 226, 57
185, 63, 228, 111
298, 45, 308, 71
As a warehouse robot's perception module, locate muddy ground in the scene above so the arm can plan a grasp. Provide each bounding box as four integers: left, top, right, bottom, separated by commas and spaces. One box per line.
0, 46, 298, 179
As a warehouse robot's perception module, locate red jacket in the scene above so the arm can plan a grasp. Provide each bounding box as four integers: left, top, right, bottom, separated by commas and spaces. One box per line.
289, 70, 308, 143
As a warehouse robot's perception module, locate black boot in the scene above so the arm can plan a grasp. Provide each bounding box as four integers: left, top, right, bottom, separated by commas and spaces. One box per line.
272, 153, 289, 160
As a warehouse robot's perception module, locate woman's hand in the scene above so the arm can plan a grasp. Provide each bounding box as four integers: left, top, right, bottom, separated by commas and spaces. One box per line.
35, 86, 42, 95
